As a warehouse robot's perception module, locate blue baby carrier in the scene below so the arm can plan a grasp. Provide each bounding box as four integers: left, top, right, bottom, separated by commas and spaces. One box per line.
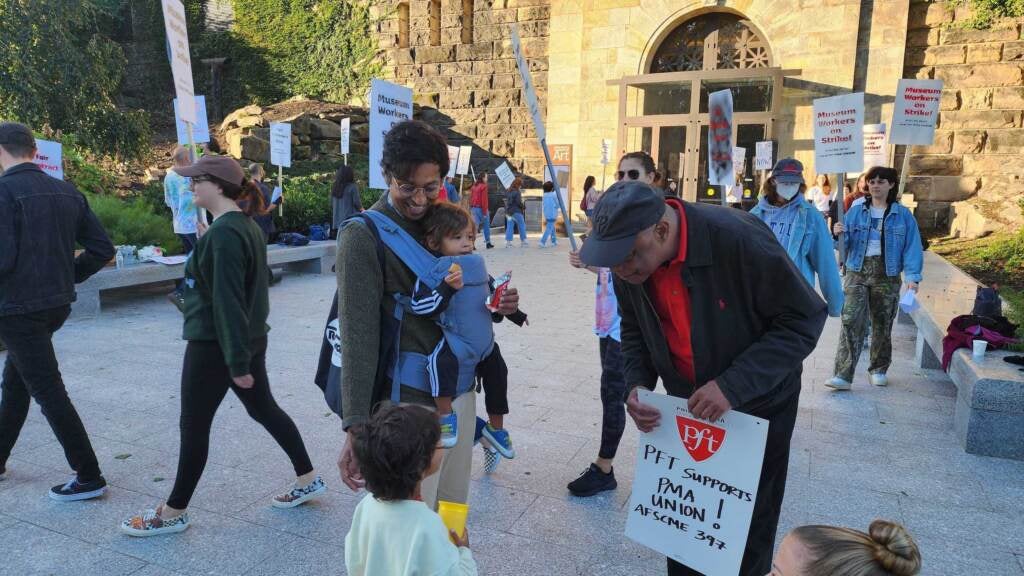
314, 210, 494, 416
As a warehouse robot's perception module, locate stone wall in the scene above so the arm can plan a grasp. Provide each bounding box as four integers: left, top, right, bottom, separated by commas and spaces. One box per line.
373, 0, 551, 178
903, 1, 1024, 236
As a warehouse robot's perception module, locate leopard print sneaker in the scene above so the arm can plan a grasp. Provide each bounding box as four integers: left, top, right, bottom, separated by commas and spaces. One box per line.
121, 506, 190, 537
272, 475, 326, 509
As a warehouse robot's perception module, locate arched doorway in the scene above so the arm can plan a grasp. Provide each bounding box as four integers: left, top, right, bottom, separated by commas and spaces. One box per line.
613, 11, 796, 203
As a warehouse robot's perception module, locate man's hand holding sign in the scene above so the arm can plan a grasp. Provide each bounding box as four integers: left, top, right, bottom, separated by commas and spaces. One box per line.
627, 380, 732, 432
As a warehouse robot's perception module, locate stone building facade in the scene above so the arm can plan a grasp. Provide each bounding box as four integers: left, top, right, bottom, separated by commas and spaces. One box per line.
375, 0, 1024, 233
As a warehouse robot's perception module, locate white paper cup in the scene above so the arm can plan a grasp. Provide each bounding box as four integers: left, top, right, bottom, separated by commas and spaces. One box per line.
972, 340, 988, 358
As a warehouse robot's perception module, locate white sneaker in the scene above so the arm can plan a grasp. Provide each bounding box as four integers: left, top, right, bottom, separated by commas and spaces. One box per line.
824, 377, 852, 391
505, 241, 513, 248
869, 373, 888, 387
520, 240, 529, 248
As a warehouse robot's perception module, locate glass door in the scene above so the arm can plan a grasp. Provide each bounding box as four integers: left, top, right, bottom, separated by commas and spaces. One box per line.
735, 123, 767, 209
656, 126, 686, 196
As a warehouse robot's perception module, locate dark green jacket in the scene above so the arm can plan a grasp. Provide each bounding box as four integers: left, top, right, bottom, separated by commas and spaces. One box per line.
183, 211, 270, 377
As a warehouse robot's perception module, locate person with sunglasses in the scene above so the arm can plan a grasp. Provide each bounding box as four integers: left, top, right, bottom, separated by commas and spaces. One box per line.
615, 151, 657, 186
122, 155, 324, 536
334, 121, 521, 510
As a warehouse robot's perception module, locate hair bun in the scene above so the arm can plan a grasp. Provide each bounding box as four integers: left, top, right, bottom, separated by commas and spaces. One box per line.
868, 520, 922, 576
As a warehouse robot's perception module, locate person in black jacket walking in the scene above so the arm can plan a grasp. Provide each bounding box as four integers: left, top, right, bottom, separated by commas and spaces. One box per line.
0, 122, 116, 501
579, 180, 827, 576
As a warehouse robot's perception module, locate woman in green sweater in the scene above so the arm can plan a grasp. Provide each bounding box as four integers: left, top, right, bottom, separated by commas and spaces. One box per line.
121, 155, 323, 537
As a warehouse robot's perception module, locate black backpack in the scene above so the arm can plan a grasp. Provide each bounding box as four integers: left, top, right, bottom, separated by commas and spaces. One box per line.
972, 286, 1002, 318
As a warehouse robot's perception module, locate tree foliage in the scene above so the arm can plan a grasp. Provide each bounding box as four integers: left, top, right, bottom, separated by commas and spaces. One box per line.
0, 0, 149, 158
946, 0, 1024, 28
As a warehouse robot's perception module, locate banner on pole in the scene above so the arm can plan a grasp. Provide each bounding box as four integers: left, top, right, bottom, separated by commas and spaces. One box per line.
369, 79, 414, 189
33, 139, 64, 180
447, 146, 460, 179
813, 92, 864, 174
510, 24, 545, 141
174, 96, 210, 145
600, 139, 612, 165
495, 162, 516, 189
625, 390, 768, 576
863, 123, 888, 172
754, 141, 773, 171
162, 0, 196, 124
457, 145, 473, 176
270, 123, 292, 168
707, 89, 734, 188
340, 117, 351, 155
890, 79, 943, 146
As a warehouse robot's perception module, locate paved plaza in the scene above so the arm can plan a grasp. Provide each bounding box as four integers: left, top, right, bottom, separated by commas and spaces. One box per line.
0, 237, 1022, 576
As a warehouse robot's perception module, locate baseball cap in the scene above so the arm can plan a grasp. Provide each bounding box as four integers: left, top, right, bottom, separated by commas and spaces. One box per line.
771, 158, 804, 184
579, 180, 666, 268
175, 154, 245, 186
0, 122, 36, 149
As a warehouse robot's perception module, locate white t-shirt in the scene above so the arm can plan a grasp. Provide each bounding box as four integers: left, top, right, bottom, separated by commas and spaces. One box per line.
345, 495, 478, 576
866, 206, 886, 257
808, 186, 832, 212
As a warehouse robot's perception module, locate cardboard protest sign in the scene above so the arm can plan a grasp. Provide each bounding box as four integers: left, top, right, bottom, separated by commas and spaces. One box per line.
510, 24, 545, 141
754, 141, 773, 171
814, 92, 864, 174
863, 123, 888, 172
625, 390, 768, 576
732, 146, 746, 175
457, 145, 473, 176
340, 117, 351, 155
33, 139, 64, 180
369, 79, 414, 189
270, 123, 292, 168
161, 0, 196, 124
707, 89, 734, 188
447, 146, 460, 179
495, 162, 515, 189
890, 79, 943, 146
174, 96, 210, 145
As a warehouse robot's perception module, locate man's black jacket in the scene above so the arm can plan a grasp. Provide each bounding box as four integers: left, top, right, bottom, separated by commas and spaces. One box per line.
614, 200, 827, 418
0, 162, 114, 316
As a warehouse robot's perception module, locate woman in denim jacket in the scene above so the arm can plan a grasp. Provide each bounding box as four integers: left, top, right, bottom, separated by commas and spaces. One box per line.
750, 159, 843, 317
826, 166, 923, 391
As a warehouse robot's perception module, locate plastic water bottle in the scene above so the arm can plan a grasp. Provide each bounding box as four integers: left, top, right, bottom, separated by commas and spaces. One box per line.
116, 250, 124, 269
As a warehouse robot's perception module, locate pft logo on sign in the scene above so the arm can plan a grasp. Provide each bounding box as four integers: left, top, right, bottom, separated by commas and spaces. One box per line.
676, 416, 726, 462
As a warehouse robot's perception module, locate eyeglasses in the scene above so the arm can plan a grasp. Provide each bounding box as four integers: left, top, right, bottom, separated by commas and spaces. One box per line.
616, 169, 641, 181
392, 178, 441, 198
190, 175, 212, 184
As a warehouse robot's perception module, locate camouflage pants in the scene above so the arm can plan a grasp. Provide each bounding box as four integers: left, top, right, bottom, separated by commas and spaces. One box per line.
833, 256, 902, 381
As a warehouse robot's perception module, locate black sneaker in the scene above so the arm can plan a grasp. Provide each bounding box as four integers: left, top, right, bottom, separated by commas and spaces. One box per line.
166, 292, 185, 313
567, 464, 617, 497
486, 242, 494, 249
49, 476, 107, 502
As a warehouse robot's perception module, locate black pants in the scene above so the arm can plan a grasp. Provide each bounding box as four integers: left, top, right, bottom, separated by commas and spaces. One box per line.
598, 337, 627, 460
667, 391, 800, 576
167, 337, 313, 509
175, 233, 198, 295
0, 306, 102, 481
475, 343, 508, 417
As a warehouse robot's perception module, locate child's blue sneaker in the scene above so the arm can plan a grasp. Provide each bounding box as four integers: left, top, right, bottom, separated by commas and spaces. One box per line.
473, 417, 487, 445
440, 412, 458, 449
481, 424, 515, 459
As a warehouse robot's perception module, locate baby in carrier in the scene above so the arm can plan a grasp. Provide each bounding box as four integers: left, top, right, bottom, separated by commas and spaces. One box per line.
408, 203, 526, 457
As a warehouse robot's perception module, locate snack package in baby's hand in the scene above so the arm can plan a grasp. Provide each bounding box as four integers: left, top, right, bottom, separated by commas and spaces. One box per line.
487, 270, 512, 312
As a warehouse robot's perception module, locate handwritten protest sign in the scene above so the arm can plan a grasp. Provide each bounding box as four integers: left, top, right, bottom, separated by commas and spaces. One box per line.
625, 390, 768, 576
161, 0, 195, 124
890, 79, 943, 145
340, 117, 351, 155
33, 139, 64, 180
174, 96, 210, 145
368, 79, 414, 189
510, 24, 545, 141
863, 123, 888, 172
457, 145, 473, 176
707, 90, 734, 188
601, 139, 612, 165
754, 141, 773, 171
447, 146, 460, 179
270, 123, 292, 168
814, 93, 864, 174
495, 162, 515, 189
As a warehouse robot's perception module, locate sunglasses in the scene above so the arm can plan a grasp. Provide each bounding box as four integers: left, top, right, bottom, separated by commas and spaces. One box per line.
616, 169, 641, 181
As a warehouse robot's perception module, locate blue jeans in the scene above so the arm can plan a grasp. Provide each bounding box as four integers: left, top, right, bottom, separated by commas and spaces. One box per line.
505, 212, 527, 242
540, 219, 557, 245
471, 207, 491, 243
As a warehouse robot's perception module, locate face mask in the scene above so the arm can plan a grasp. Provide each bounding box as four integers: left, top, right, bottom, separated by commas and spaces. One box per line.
777, 183, 800, 200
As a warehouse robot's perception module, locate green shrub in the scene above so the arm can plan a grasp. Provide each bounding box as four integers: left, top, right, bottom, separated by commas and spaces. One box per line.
86, 193, 183, 255
274, 175, 332, 233
946, 0, 1024, 28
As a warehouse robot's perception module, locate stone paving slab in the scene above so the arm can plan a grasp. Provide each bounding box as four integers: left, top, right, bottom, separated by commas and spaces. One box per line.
0, 237, 1022, 575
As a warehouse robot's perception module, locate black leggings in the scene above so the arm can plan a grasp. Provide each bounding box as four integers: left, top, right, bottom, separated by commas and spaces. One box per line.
167, 337, 313, 509
476, 343, 509, 417
598, 337, 627, 460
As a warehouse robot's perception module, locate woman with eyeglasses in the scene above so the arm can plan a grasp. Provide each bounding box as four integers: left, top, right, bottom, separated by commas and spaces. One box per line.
121, 155, 323, 537
504, 176, 528, 248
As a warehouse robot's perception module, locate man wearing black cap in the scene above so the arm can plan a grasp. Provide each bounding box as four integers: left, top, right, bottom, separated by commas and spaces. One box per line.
0, 122, 115, 500
579, 180, 826, 576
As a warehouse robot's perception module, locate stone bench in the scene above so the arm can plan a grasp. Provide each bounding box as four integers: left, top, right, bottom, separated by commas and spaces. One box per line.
910, 251, 1024, 460
72, 240, 336, 319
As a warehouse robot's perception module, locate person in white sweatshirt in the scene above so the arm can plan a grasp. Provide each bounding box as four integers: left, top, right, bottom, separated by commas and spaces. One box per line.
345, 404, 477, 576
